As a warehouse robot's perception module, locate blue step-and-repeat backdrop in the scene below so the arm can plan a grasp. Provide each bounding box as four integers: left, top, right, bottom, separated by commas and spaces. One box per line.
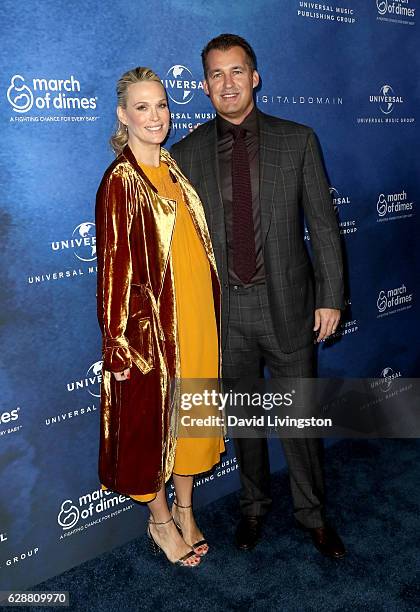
1, 0, 418, 591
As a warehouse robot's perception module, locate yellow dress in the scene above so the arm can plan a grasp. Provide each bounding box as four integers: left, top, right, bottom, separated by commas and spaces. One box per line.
129, 161, 224, 502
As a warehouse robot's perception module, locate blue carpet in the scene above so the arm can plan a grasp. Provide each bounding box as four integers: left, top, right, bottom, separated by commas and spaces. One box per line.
27, 440, 420, 611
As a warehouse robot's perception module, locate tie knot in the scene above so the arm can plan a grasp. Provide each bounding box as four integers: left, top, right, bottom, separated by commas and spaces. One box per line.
231, 126, 246, 141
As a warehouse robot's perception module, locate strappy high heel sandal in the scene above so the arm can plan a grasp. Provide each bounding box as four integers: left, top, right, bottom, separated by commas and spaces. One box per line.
147, 516, 201, 567
172, 500, 209, 556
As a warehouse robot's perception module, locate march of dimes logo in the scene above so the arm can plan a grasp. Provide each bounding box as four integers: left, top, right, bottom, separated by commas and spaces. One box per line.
7, 74, 99, 123
376, 0, 415, 25
376, 283, 413, 317
28, 221, 97, 286
0, 406, 22, 437
57, 487, 133, 540
357, 83, 414, 124
376, 189, 414, 222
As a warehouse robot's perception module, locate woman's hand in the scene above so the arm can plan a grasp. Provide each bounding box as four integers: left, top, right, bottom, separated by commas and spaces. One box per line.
112, 368, 131, 381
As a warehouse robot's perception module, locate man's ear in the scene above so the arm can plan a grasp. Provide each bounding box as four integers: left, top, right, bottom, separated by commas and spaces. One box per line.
203, 80, 210, 96
117, 106, 127, 125
252, 70, 260, 89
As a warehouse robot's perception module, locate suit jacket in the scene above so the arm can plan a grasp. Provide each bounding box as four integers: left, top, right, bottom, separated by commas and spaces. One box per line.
171, 109, 344, 353
96, 144, 221, 495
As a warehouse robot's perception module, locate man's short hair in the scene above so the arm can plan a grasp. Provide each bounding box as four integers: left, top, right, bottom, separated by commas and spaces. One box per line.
201, 33, 257, 77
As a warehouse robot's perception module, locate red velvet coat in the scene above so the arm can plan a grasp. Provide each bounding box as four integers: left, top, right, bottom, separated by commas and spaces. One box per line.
95, 145, 221, 496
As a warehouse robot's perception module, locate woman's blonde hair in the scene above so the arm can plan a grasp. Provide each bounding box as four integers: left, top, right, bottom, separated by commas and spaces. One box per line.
110, 66, 163, 155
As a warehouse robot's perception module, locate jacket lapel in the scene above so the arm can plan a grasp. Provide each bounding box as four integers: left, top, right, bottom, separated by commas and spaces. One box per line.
195, 121, 226, 251
122, 144, 177, 297
258, 111, 276, 244
162, 148, 220, 283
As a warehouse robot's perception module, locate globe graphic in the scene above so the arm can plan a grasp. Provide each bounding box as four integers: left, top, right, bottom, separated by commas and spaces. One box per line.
89, 361, 103, 377
78, 222, 94, 238
380, 84, 394, 114
172, 65, 184, 78
380, 367, 394, 392
87, 361, 103, 398
72, 222, 96, 262
166, 65, 194, 104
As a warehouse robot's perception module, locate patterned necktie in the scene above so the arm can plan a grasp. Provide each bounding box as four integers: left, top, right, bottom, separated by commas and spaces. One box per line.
231, 127, 256, 284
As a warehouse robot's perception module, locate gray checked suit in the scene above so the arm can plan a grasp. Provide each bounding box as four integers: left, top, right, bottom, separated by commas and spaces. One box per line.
171, 109, 344, 528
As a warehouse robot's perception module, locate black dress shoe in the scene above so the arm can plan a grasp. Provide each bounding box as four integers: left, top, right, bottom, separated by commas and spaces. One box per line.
297, 523, 346, 559
235, 516, 262, 551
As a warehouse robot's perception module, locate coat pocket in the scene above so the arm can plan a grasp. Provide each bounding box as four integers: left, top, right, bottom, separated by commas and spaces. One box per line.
126, 316, 155, 375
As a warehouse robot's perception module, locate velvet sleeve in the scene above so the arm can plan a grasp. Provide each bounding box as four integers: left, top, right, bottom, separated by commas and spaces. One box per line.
96, 171, 133, 372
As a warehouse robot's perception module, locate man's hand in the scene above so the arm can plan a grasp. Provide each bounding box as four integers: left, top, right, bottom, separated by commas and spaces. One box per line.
313, 308, 341, 342
112, 368, 131, 381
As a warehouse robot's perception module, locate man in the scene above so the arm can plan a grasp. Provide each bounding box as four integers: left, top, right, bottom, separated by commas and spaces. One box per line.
171, 34, 346, 558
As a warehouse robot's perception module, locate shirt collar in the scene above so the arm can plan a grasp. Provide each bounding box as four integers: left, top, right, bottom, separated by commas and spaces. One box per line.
216, 106, 258, 138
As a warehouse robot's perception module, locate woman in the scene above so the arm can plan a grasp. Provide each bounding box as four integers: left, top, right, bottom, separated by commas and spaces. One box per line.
96, 67, 224, 567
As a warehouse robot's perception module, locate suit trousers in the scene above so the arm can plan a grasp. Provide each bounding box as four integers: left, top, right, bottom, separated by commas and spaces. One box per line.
223, 283, 325, 528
